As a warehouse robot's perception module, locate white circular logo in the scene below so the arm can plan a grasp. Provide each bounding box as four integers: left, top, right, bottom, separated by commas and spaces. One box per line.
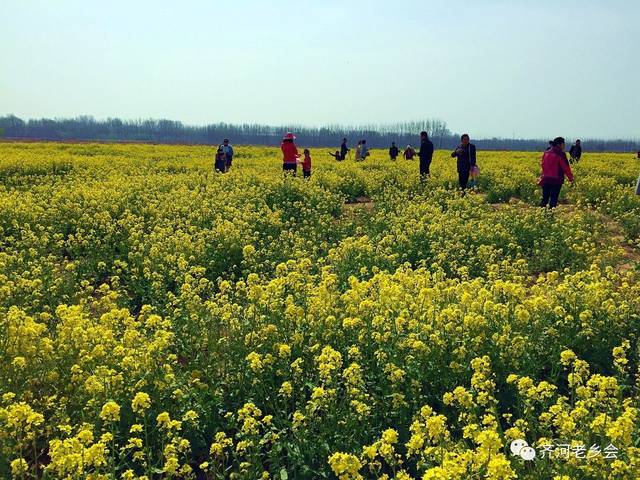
510, 439, 528, 456
520, 446, 537, 461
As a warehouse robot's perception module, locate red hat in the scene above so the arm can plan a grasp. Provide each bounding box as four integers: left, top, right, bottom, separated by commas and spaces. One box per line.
283, 132, 296, 140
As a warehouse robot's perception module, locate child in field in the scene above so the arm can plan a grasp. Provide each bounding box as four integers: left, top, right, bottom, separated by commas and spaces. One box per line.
329, 150, 342, 160
302, 149, 312, 178
469, 164, 480, 190
215, 146, 227, 173
355, 141, 362, 161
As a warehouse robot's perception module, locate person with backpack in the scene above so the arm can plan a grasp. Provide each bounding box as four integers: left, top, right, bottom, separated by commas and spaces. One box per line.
340, 138, 350, 160
222, 138, 234, 171
538, 137, 574, 208
403, 145, 415, 160
451, 133, 476, 192
569, 139, 582, 164
281, 132, 299, 176
389, 142, 400, 161
418, 131, 435, 178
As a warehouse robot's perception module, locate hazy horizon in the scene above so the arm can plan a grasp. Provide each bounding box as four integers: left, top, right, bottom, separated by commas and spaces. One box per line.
2, 0, 638, 140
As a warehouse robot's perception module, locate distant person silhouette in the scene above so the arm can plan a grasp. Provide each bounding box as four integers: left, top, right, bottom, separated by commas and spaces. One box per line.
360, 140, 370, 160
302, 148, 312, 178
418, 131, 434, 178
569, 139, 582, 164
538, 137, 574, 207
221, 138, 234, 171
340, 138, 350, 160
355, 141, 362, 161
451, 134, 476, 192
214, 146, 227, 173
281, 132, 299, 176
403, 145, 415, 160
389, 142, 399, 161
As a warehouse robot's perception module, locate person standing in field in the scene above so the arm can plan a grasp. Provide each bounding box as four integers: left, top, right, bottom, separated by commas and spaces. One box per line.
389, 142, 400, 161
281, 132, 299, 176
221, 138, 234, 172
355, 141, 362, 161
360, 140, 370, 160
569, 139, 582, 164
538, 137, 574, 208
302, 148, 312, 178
451, 133, 477, 192
418, 131, 434, 178
214, 146, 227, 173
340, 138, 350, 160
404, 145, 415, 160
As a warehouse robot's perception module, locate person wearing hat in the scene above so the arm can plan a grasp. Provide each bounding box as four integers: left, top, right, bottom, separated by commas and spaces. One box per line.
281, 132, 300, 175
222, 138, 234, 172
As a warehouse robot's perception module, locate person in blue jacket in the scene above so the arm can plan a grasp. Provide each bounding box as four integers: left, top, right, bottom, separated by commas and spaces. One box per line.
221, 138, 234, 172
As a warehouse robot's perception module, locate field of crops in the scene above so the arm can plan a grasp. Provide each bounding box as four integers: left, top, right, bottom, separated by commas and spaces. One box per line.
1, 141, 639, 479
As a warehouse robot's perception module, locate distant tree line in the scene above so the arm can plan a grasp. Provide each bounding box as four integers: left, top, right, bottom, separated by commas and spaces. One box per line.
0, 115, 637, 152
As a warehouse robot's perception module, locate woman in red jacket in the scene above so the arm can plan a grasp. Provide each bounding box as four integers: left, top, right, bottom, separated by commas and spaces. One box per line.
281, 132, 299, 176
539, 137, 574, 208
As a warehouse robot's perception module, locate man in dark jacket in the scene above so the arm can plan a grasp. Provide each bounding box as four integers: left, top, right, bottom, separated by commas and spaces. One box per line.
340, 138, 349, 160
418, 131, 434, 178
451, 134, 477, 192
389, 142, 400, 161
569, 139, 582, 164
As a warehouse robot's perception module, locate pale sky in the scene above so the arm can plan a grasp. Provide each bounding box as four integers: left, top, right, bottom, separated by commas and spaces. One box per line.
1, 0, 638, 139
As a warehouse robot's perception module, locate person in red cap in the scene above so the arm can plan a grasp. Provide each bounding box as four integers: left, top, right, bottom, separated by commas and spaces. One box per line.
281, 132, 299, 176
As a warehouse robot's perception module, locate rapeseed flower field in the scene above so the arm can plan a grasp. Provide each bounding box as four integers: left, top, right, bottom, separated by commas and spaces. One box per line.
0, 142, 639, 479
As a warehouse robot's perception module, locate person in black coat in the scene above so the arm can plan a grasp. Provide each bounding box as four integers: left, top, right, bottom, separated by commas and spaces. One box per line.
451, 134, 477, 192
389, 142, 400, 161
569, 139, 582, 164
340, 138, 350, 160
418, 131, 434, 178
